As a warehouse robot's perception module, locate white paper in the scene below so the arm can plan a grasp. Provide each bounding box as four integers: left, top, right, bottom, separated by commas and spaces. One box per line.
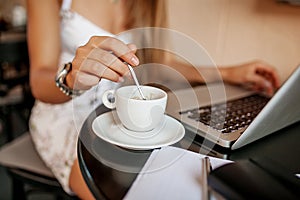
124, 146, 231, 200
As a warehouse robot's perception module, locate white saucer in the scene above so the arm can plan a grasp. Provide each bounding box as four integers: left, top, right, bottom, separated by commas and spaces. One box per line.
92, 111, 185, 150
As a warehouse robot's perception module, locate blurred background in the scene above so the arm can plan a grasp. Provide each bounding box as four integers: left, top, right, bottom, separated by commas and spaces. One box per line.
0, 0, 26, 29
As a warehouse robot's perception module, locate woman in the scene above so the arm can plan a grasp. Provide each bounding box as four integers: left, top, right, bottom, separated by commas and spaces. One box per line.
26, 0, 280, 199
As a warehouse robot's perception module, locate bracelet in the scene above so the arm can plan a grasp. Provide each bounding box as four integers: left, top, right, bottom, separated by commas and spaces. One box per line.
55, 62, 84, 97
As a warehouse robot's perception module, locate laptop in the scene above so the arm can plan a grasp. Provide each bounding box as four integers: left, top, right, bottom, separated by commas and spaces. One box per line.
166, 65, 300, 150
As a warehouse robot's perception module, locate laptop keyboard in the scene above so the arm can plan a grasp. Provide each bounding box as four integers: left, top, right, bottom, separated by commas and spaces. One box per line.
179, 94, 270, 134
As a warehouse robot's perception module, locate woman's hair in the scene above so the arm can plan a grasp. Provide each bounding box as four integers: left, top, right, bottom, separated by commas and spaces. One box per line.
123, 0, 169, 70
123, 0, 168, 29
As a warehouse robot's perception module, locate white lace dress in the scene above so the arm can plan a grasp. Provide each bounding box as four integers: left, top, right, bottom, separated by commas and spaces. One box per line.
29, 0, 120, 194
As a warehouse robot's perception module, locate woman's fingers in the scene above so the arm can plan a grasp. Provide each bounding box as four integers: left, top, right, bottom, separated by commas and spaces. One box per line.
127, 43, 138, 54
86, 47, 129, 76
242, 61, 280, 96
73, 71, 100, 90
255, 64, 281, 89
92, 36, 139, 66
70, 36, 139, 90
80, 58, 124, 81
246, 73, 274, 96
224, 60, 281, 96
71, 60, 125, 90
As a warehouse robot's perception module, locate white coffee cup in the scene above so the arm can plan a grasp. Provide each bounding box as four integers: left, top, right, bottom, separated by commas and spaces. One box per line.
102, 85, 168, 132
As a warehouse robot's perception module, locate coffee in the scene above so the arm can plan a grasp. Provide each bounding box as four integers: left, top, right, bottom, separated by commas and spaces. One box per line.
130, 93, 158, 100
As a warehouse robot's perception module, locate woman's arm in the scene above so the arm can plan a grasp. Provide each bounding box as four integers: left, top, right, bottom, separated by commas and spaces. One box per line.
219, 60, 281, 95
166, 56, 280, 96
27, 1, 140, 104
27, 0, 69, 103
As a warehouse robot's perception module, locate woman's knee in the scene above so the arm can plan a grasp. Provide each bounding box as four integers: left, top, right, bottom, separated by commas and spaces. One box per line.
69, 159, 95, 200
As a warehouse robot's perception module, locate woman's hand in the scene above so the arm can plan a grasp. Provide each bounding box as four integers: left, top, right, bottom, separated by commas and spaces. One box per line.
221, 60, 281, 96
66, 36, 139, 90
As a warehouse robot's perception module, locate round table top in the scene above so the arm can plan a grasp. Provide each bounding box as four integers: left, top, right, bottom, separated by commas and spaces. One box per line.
78, 103, 300, 199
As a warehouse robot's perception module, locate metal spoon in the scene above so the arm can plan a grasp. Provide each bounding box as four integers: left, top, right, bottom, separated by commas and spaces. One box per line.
126, 63, 147, 100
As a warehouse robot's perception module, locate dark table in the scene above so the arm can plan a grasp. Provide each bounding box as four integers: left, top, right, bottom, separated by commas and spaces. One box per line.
78, 104, 300, 200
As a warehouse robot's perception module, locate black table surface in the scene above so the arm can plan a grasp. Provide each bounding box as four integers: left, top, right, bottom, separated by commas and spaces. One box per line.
78, 104, 300, 200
